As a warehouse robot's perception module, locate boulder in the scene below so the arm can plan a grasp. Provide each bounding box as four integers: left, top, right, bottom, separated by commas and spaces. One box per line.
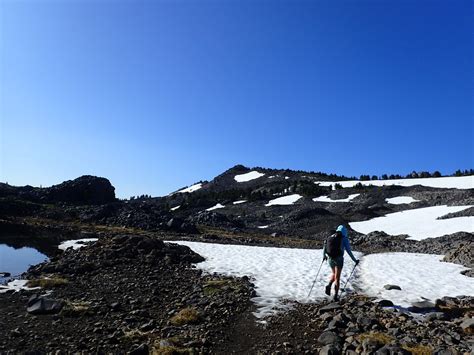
460, 318, 474, 334
317, 331, 342, 345
377, 299, 394, 307
27, 297, 64, 315
384, 284, 401, 291
319, 303, 342, 314
320, 343, 342, 355
408, 301, 436, 313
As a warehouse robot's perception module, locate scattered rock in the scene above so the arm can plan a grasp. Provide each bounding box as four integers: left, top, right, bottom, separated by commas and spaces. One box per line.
384, 284, 401, 291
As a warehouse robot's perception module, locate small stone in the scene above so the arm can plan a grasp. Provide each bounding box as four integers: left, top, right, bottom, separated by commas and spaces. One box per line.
318, 331, 342, 345
319, 344, 342, 355
384, 284, 402, 291
377, 299, 394, 307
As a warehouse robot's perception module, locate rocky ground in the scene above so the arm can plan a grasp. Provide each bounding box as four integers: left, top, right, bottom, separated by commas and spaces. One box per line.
0, 235, 256, 354
1, 233, 473, 354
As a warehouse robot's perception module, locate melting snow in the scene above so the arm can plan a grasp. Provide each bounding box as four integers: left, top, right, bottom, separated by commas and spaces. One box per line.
177, 183, 203, 194
385, 196, 419, 205
266, 194, 302, 206
0, 279, 40, 294
170, 241, 361, 318
58, 238, 98, 251
234, 171, 265, 182
313, 194, 360, 203
350, 205, 473, 240
357, 253, 474, 307
169, 241, 474, 319
233, 200, 247, 205
170, 205, 181, 211
206, 203, 225, 211
258, 225, 269, 229
314, 175, 473, 190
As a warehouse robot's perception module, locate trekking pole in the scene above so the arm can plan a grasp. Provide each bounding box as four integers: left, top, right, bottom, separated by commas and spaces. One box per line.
341, 262, 358, 294
307, 259, 325, 298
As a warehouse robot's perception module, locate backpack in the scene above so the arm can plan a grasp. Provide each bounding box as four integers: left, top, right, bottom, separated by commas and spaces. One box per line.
326, 231, 343, 258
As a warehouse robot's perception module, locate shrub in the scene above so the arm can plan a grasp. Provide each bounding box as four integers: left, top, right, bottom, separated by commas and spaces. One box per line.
170, 307, 200, 326
357, 332, 394, 345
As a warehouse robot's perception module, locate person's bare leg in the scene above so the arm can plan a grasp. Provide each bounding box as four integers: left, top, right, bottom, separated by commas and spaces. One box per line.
325, 266, 335, 295
334, 266, 342, 301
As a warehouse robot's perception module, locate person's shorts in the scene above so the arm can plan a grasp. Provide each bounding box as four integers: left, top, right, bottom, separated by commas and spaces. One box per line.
328, 256, 344, 268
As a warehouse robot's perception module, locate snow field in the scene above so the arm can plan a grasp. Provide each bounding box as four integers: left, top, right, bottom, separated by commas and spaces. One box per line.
177, 183, 203, 194
349, 205, 474, 240
171, 241, 360, 319
233, 200, 247, 205
206, 203, 225, 211
385, 196, 419, 204
0, 279, 40, 294
58, 238, 98, 251
313, 194, 360, 203
266, 194, 302, 206
234, 171, 265, 182
171, 241, 474, 319
314, 175, 473, 190
357, 253, 474, 308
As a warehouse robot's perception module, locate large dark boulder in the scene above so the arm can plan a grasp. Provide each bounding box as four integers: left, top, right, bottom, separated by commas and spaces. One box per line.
27, 296, 64, 315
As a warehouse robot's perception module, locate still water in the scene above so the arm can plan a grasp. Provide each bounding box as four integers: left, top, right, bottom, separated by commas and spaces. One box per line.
0, 244, 48, 284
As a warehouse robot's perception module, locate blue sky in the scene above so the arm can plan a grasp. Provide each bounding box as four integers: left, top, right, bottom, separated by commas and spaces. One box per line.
1, 0, 472, 198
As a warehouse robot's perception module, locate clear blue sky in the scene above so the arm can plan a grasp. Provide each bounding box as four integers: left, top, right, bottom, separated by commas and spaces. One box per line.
1, 0, 472, 198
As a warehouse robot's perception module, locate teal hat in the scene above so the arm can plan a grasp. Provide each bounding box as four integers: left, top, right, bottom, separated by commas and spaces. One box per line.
336, 225, 348, 238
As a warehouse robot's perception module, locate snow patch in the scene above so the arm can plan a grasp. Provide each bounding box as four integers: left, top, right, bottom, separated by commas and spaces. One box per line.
234, 171, 265, 182
169, 241, 361, 319
170, 205, 181, 211
168, 241, 474, 319
358, 253, 474, 308
385, 196, 419, 205
58, 238, 98, 251
314, 176, 473, 190
257, 225, 269, 229
233, 200, 247, 205
266, 194, 302, 206
177, 183, 203, 193
350, 205, 473, 240
206, 203, 225, 211
313, 194, 360, 203
0, 279, 40, 294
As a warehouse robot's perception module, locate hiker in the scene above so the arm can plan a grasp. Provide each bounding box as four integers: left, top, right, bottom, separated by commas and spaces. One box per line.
323, 225, 359, 301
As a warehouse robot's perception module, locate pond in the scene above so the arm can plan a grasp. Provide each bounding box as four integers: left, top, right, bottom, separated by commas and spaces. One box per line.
0, 244, 48, 284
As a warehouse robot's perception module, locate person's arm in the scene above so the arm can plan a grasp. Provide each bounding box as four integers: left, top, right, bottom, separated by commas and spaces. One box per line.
343, 236, 358, 263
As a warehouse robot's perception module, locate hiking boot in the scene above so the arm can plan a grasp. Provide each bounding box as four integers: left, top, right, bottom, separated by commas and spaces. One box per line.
325, 284, 331, 296
333, 294, 339, 302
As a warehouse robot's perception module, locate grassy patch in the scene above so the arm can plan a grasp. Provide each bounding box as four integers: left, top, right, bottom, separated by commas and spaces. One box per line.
26, 277, 68, 288
170, 307, 200, 326
61, 301, 93, 317
203, 280, 230, 296
402, 344, 433, 355
357, 332, 394, 345
152, 346, 192, 355
123, 329, 149, 341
